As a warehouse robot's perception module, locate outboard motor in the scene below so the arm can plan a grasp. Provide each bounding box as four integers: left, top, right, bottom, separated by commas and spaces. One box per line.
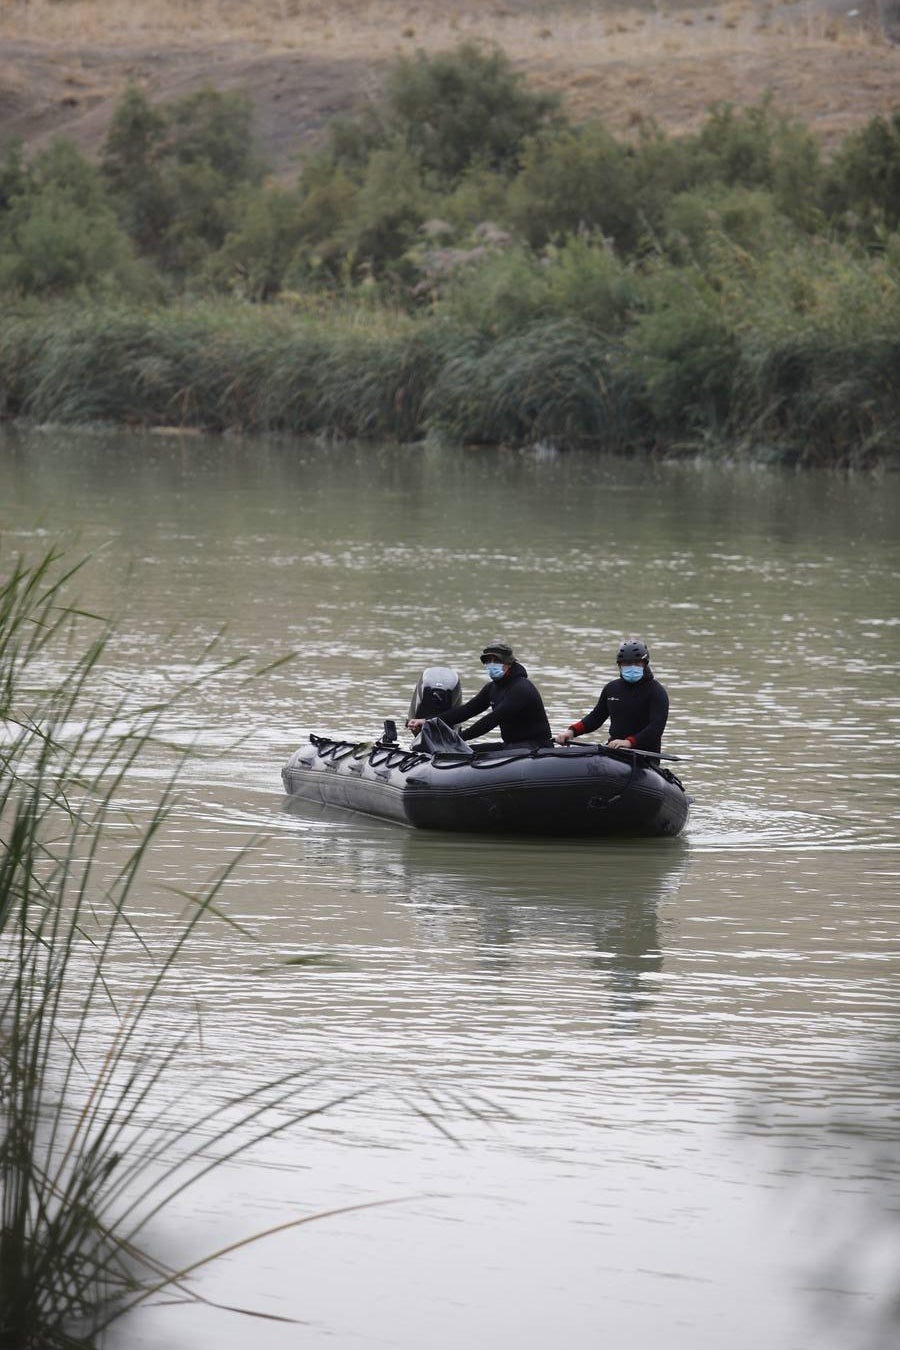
408, 666, 463, 722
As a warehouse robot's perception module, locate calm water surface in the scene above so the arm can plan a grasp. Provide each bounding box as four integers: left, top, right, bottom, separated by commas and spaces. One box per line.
1, 428, 899, 1349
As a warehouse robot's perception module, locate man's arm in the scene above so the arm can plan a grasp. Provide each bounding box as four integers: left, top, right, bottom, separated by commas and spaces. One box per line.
441, 682, 491, 729
629, 684, 669, 750
574, 688, 610, 737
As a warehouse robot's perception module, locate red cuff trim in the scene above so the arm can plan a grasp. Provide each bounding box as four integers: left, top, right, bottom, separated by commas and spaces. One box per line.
571, 721, 585, 735
627, 735, 637, 746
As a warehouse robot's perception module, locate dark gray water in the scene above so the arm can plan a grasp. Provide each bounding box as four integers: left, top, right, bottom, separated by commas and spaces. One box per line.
1, 427, 898, 1349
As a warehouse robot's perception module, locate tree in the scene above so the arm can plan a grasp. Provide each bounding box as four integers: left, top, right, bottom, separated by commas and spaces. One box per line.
102, 84, 266, 278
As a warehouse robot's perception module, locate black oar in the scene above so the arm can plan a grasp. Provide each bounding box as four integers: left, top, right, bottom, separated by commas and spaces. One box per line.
599, 744, 682, 762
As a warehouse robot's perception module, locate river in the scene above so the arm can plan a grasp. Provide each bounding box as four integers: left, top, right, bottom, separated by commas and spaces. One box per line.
1, 427, 898, 1350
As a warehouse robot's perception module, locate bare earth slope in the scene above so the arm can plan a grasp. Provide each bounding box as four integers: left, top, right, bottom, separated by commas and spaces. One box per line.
1, 1, 899, 176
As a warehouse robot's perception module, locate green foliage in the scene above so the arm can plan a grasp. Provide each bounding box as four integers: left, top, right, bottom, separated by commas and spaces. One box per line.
333, 145, 433, 281
0, 144, 28, 214
0, 280, 897, 463
442, 236, 638, 337
426, 318, 635, 448
205, 185, 306, 299
691, 101, 783, 188
324, 43, 560, 188
286, 163, 361, 282
630, 121, 704, 238
625, 261, 740, 434
642, 101, 825, 235
506, 124, 639, 252
102, 84, 265, 277
720, 242, 900, 464
660, 184, 794, 265
824, 109, 900, 239
101, 83, 170, 253
0, 140, 150, 298
768, 122, 824, 232
0, 56, 898, 463
382, 42, 561, 183
0, 551, 350, 1346
0, 191, 132, 296
438, 166, 512, 235
290, 42, 563, 283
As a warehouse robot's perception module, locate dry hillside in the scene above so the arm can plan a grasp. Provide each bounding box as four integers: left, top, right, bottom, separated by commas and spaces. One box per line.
1, 0, 899, 176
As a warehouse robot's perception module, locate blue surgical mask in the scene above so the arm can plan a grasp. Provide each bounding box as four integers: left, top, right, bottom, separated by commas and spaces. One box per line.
486, 662, 505, 680
620, 665, 644, 683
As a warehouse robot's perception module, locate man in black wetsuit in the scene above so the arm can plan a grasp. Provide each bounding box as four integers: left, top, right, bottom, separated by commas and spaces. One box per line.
407, 640, 553, 750
555, 639, 669, 754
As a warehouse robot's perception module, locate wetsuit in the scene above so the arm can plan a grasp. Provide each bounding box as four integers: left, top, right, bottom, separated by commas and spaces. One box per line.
441, 661, 553, 748
569, 669, 669, 754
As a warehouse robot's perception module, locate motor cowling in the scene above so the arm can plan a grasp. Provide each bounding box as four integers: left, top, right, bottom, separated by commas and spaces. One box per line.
408, 666, 462, 721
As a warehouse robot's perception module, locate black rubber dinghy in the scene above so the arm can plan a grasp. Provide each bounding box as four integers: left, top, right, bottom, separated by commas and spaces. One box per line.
281, 734, 689, 839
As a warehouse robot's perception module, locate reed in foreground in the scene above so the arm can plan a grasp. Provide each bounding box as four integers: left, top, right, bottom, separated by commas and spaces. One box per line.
0, 552, 362, 1346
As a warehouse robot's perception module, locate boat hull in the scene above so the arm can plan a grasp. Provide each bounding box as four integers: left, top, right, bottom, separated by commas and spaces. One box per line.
282, 737, 689, 839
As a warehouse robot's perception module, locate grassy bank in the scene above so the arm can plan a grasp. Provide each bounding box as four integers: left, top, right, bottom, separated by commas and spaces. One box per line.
1, 283, 898, 466
2, 44, 899, 466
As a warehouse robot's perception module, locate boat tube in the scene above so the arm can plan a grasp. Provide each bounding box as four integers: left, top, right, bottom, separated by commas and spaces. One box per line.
281, 725, 689, 839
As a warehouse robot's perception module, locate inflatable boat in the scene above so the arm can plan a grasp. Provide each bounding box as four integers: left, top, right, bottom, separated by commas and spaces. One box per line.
282, 666, 688, 839
281, 731, 689, 839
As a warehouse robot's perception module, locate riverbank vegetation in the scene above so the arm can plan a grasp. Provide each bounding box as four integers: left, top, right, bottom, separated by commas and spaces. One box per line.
1, 43, 899, 464
0, 552, 358, 1345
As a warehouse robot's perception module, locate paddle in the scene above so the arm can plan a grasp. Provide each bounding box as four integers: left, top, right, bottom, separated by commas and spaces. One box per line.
598, 744, 681, 762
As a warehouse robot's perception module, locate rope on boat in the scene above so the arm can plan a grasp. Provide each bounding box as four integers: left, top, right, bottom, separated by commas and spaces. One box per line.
307, 732, 684, 792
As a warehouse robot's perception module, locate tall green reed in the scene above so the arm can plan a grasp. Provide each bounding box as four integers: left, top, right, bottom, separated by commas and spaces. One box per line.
0, 551, 359, 1348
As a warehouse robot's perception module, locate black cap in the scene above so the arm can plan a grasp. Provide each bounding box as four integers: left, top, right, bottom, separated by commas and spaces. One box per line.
480, 640, 515, 664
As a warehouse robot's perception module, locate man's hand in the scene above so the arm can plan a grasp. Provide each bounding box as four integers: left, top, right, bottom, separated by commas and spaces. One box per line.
607, 738, 633, 750
407, 718, 425, 733
555, 729, 575, 745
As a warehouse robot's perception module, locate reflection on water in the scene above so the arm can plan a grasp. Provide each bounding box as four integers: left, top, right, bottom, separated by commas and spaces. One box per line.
1, 429, 899, 1350
289, 800, 678, 997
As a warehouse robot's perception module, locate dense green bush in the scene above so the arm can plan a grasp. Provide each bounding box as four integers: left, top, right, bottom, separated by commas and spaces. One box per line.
203, 185, 306, 300
325, 42, 562, 187
824, 109, 900, 240
659, 184, 795, 265
331, 145, 434, 282
0, 140, 150, 297
384, 42, 562, 182
632, 102, 824, 239
102, 84, 265, 277
1, 283, 897, 464
625, 260, 740, 436
442, 236, 638, 337
0, 42, 898, 463
506, 124, 640, 252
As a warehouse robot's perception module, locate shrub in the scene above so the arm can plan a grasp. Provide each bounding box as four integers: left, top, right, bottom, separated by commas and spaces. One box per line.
0, 143, 28, 216
324, 43, 561, 188
660, 184, 794, 265
100, 84, 172, 254
672, 101, 825, 231
102, 84, 265, 278
625, 261, 740, 434
824, 108, 900, 239
690, 100, 781, 190
442, 236, 637, 337
330, 146, 435, 285
205, 185, 307, 299
506, 124, 640, 253
382, 42, 562, 184
0, 140, 150, 298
